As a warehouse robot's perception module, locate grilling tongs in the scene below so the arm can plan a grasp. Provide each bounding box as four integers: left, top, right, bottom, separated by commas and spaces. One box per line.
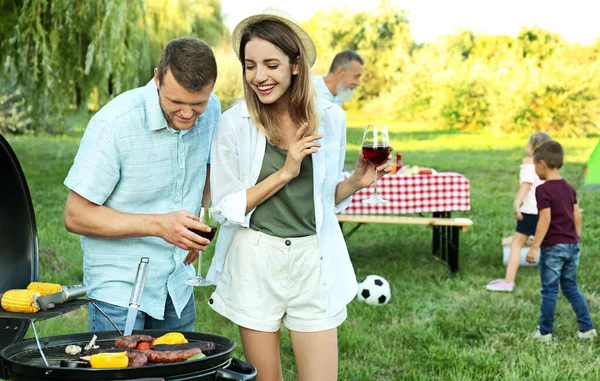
37, 285, 87, 311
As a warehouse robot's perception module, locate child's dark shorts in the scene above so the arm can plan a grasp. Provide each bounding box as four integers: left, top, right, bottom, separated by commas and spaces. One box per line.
516, 213, 538, 236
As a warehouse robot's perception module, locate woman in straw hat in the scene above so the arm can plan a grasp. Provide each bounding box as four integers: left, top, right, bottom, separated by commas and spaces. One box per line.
206, 8, 391, 380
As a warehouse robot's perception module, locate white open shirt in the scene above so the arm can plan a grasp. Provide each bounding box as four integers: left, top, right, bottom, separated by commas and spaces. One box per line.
207, 99, 358, 316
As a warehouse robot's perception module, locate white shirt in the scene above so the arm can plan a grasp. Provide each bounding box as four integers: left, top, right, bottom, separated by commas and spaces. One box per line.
520, 163, 544, 214
207, 99, 357, 316
312, 76, 342, 106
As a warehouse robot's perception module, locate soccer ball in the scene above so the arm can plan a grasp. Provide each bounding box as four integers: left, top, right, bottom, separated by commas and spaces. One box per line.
356, 275, 391, 305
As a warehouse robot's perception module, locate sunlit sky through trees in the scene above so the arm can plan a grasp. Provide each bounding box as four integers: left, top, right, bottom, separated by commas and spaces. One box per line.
221, 0, 600, 45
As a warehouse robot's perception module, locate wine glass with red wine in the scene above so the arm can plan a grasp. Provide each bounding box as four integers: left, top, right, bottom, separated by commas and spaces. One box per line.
185, 207, 217, 287
361, 125, 391, 205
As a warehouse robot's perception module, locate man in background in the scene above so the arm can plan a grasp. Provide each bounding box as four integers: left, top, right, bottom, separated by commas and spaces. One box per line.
313, 50, 364, 106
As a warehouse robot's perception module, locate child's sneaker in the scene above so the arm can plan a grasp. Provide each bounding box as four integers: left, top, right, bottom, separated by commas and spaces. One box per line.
577, 329, 597, 339
533, 329, 552, 343
486, 279, 514, 292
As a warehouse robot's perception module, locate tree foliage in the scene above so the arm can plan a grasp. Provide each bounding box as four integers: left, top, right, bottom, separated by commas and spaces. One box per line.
304, 3, 600, 136
0, 0, 227, 134
2, 1, 599, 136
304, 0, 413, 108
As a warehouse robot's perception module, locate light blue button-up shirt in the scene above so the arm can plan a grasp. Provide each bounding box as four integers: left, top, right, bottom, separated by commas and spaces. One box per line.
312, 76, 342, 106
64, 80, 220, 320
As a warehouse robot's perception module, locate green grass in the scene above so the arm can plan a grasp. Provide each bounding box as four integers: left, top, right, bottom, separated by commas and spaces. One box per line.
4, 121, 600, 380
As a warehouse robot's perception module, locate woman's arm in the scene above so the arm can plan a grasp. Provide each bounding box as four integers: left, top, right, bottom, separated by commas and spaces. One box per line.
335, 153, 392, 203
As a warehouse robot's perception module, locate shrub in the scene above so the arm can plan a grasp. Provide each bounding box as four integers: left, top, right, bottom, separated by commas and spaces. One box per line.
440, 77, 490, 131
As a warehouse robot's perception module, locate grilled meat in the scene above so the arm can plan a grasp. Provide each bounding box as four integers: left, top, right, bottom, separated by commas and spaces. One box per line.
114, 334, 153, 349
126, 351, 148, 367
83, 337, 216, 366
140, 348, 202, 363
152, 341, 216, 353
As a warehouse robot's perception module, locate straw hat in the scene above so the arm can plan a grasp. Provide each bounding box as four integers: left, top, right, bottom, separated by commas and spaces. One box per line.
231, 7, 317, 67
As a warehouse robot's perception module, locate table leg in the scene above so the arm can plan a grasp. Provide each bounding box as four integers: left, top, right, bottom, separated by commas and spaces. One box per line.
432, 212, 441, 256
444, 212, 451, 262
441, 224, 448, 262
449, 225, 460, 273
340, 222, 365, 240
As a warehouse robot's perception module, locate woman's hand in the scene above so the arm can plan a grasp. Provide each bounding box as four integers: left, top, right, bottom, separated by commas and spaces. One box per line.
347, 150, 393, 190
280, 123, 322, 181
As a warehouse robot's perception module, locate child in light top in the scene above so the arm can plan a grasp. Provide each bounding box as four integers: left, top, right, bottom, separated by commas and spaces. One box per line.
486, 131, 551, 292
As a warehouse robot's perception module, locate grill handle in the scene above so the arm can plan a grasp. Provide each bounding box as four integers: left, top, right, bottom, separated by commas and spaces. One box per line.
215, 357, 257, 380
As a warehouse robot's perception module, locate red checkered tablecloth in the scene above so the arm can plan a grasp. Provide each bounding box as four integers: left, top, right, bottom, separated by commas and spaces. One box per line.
340, 172, 471, 215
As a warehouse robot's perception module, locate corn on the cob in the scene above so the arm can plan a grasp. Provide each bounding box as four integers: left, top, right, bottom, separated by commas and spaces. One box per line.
27, 282, 62, 296
1, 289, 41, 313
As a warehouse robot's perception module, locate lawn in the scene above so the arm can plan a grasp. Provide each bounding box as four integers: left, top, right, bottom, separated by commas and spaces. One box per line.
3, 120, 600, 380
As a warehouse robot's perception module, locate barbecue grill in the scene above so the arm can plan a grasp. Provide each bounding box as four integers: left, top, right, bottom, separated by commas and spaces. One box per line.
0, 134, 257, 380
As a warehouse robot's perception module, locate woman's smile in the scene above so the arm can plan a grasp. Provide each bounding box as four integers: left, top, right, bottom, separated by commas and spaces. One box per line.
256, 84, 276, 95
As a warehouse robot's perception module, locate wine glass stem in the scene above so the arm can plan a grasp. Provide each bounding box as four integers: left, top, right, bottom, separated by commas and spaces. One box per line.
373, 166, 378, 197
197, 251, 203, 277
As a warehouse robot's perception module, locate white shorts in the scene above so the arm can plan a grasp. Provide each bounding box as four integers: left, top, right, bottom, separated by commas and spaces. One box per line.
208, 228, 347, 332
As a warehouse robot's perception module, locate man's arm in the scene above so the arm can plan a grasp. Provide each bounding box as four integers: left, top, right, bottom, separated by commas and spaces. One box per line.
574, 203, 582, 238
64, 190, 210, 251
525, 208, 551, 263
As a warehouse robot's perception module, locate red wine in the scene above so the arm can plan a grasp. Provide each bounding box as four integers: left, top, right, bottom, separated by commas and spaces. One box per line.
190, 225, 218, 241
362, 145, 392, 167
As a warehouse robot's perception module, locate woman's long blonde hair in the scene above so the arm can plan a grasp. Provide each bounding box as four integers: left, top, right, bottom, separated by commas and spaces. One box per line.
238, 21, 320, 145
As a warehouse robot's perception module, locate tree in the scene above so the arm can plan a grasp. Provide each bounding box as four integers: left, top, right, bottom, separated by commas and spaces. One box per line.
304, 0, 413, 110
1, 0, 228, 134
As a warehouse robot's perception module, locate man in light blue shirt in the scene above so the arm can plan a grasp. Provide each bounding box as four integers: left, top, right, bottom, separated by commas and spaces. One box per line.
64, 38, 220, 332
312, 50, 364, 106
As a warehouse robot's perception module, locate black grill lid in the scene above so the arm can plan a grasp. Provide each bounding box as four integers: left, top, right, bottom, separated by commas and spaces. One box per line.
0, 133, 39, 349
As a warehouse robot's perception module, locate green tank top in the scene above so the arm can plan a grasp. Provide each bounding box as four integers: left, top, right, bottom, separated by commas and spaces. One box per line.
250, 142, 316, 238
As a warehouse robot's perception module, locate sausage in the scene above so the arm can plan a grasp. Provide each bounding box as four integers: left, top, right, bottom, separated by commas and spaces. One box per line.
114, 335, 153, 349
141, 348, 202, 363
151, 341, 216, 353
126, 351, 148, 367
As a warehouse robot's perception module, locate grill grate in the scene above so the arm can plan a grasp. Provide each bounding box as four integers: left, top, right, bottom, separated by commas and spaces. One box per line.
8, 338, 228, 368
